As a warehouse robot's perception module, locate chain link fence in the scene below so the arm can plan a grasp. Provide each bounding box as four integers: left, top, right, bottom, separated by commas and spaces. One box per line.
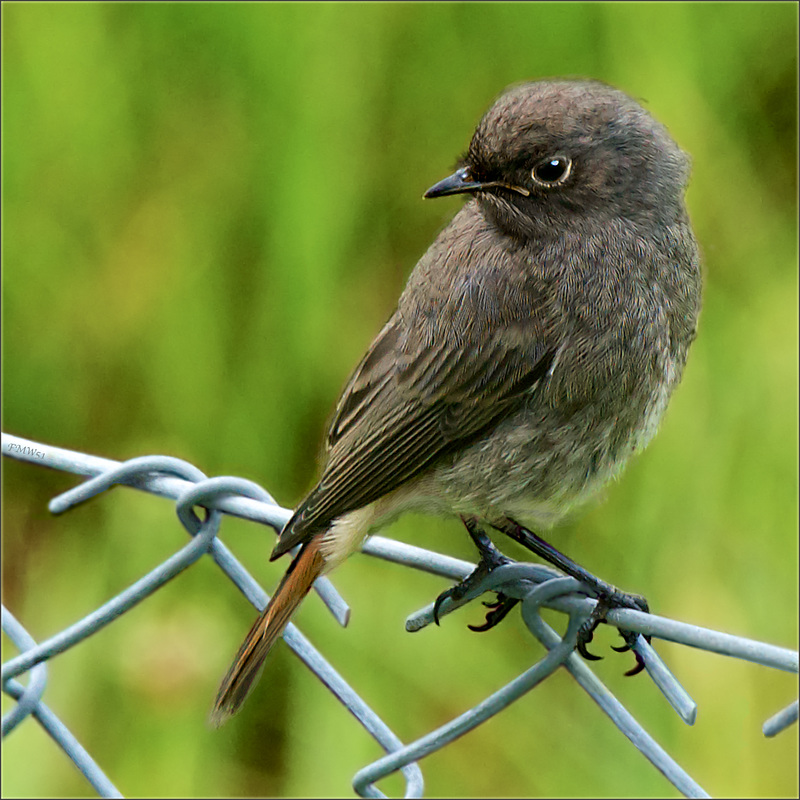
2, 432, 797, 797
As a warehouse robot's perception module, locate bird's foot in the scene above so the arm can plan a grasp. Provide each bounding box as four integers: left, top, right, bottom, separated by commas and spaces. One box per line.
494, 518, 651, 675
432, 517, 518, 628
576, 589, 649, 676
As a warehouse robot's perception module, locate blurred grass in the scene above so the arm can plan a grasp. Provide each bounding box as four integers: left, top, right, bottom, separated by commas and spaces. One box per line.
2, 2, 797, 797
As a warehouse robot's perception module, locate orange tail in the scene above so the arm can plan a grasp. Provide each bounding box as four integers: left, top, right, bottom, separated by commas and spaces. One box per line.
210, 538, 325, 727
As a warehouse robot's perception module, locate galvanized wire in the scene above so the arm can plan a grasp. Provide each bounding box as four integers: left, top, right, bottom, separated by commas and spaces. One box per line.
2, 432, 797, 798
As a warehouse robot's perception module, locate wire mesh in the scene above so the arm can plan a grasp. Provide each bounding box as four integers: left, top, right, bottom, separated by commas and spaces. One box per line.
2, 432, 797, 798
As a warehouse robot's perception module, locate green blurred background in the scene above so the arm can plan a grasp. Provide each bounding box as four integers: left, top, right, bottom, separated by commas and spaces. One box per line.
2, 2, 797, 797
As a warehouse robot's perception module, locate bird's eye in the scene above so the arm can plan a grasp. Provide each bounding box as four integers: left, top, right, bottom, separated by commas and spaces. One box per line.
531, 155, 572, 186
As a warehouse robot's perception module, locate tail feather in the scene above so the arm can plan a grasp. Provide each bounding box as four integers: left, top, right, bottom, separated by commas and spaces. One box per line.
209, 538, 325, 727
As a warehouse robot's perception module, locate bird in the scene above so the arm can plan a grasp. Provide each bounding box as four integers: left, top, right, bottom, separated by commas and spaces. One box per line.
210, 79, 702, 726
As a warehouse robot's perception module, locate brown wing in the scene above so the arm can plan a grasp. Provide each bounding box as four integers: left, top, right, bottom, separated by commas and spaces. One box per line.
272, 308, 556, 558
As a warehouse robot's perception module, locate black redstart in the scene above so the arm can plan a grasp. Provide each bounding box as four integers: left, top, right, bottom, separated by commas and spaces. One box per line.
211, 79, 702, 725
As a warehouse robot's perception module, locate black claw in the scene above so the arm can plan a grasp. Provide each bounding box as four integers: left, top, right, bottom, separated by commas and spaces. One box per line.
624, 655, 647, 677
467, 594, 519, 632
577, 639, 604, 661
432, 591, 451, 626
617, 629, 648, 675
576, 620, 604, 660
624, 639, 647, 675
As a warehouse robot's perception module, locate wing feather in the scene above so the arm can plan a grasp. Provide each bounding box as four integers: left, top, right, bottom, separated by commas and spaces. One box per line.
273, 314, 555, 557
272, 223, 561, 557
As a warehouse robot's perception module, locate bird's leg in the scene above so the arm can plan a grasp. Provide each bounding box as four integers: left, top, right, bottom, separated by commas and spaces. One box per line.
494, 518, 648, 675
432, 516, 519, 629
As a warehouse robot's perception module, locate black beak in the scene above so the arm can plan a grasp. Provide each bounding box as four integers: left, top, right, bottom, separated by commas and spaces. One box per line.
424, 166, 486, 199
424, 166, 530, 199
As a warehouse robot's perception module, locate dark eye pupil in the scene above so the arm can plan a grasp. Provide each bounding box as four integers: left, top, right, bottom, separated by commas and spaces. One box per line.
535, 157, 567, 183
